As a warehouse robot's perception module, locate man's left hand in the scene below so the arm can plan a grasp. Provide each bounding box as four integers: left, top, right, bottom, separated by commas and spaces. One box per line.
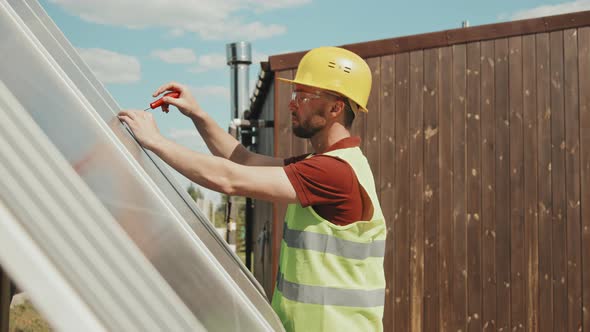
118, 110, 163, 150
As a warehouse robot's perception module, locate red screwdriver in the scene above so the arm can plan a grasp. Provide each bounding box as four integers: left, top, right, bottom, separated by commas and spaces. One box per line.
143, 91, 180, 113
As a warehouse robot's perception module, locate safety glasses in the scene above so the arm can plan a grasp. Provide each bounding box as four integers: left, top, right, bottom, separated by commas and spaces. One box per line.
290, 90, 341, 107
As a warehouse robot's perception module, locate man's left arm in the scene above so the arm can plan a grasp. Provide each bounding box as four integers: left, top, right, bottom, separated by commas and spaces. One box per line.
118, 109, 298, 204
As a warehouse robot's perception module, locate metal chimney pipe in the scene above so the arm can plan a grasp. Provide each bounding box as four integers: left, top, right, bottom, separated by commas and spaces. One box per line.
225, 42, 252, 258
226, 42, 252, 120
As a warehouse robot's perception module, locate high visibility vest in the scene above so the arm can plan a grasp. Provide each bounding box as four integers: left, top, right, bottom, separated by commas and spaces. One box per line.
271, 146, 386, 332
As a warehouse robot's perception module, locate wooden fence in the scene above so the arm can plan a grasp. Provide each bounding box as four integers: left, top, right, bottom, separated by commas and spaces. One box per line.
250, 12, 590, 331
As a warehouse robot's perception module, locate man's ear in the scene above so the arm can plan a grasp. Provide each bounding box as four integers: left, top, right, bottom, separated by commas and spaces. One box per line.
330, 100, 345, 117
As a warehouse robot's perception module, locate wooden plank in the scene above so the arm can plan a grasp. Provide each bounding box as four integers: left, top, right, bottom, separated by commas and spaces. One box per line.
394, 52, 410, 331
264, 95, 276, 297
550, 30, 568, 332
564, 28, 583, 332
466, 41, 482, 332
494, 38, 511, 332
448, 12, 590, 46
253, 93, 276, 297
289, 68, 307, 157
536, 32, 554, 332
579, 26, 590, 332
438, 46, 454, 332
509, 36, 526, 332
351, 112, 367, 153
366, 57, 381, 192
423, 47, 440, 332
379, 54, 395, 332
409, 50, 424, 332
275, 70, 294, 159
269, 11, 590, 72
522, 34, 540, 332
0, 267, 10, 332
248, 62, 272, 119
351, 66, 368, 152
253, 200, 273, 298
272, 70, 294, 293
451, 43, 467, 332
480, 39, 497, 332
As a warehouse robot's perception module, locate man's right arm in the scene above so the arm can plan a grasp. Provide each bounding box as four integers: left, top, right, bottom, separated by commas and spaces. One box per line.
190, 110, 284, 166
154, 81, 284, 167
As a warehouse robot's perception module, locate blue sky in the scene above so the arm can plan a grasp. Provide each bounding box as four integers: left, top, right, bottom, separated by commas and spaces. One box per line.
39, 0, 590, 203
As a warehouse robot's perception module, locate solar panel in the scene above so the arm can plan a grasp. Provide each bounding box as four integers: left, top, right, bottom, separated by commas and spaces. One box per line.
0, 0, 283, 330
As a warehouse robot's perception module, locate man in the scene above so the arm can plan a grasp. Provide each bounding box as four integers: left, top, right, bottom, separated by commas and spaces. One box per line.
118, 46, 386, 331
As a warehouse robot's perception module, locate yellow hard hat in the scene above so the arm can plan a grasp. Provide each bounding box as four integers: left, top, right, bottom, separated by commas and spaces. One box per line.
278, 46, 372, 113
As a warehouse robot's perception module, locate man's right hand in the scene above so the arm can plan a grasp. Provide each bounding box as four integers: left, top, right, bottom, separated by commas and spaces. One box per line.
152, 82, 204, 119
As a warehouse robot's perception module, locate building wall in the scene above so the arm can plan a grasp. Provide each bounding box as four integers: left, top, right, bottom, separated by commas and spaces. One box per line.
250, 84, 276, 299
266, 27, 590, 331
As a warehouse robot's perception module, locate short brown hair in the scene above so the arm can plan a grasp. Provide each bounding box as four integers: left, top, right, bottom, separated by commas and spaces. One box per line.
343, 99, 355, 128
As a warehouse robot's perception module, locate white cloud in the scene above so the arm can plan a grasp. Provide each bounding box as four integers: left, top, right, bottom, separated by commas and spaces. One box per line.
49, 0, 309, 40
151, 48, 197, 64
188, 50, 268, 73
189, 85, 231, 100
188, 53, 226, 73
505, 0, 590, 20
252, 50, 268, 65
198, 21, 286, 41
167, 128, 208, 151
168, 128, 201, 140
169, 28, 185, 38
246, 0, 311, 11
77, 48, 140, 84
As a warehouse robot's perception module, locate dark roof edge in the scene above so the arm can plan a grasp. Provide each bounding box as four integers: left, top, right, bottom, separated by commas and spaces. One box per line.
247, 61, 274, 120
269, 10, 590, 71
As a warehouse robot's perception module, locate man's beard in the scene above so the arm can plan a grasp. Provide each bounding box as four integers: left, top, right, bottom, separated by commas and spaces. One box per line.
292, 123, 322, 138
292, 109, 326, 138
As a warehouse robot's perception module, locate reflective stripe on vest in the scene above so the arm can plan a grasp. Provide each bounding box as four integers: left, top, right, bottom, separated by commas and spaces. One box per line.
276, 271, 385, 307
283, 223, 385, 260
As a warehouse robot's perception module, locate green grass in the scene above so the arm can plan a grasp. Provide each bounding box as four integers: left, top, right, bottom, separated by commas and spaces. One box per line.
9, 300, 52, 332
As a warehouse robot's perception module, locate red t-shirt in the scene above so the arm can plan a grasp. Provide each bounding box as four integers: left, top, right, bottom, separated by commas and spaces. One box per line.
283, 137, 372, 226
